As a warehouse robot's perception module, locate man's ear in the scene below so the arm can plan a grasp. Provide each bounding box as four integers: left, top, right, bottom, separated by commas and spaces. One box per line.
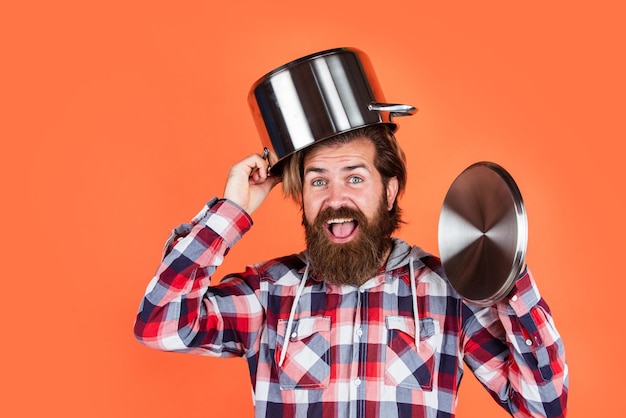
386, 177, 399, 211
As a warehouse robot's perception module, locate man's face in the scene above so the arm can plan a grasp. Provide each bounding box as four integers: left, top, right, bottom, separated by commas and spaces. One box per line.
302, 137, 398, 233
302, 137, 399, 285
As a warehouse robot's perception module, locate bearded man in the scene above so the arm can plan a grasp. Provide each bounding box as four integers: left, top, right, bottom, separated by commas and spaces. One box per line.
134, 124, 568, 417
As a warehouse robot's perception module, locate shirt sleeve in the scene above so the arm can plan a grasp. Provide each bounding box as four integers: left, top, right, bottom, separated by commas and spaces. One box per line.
461, 268, 569, 417
133, 198, 265, 358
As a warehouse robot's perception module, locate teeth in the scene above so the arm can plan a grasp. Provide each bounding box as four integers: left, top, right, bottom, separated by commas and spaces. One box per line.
326, 218, 354, 224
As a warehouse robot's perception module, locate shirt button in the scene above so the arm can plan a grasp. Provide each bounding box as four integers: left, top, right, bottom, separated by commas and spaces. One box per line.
356, 328, 363, 337
511, 295, 519, 302
525, 338, 533, 346
354, 378, 362, 386
291, 332, 298, 339
359, 288, 365, 293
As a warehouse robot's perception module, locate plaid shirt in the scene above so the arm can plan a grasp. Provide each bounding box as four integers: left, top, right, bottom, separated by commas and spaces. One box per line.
134, 198, 568, 418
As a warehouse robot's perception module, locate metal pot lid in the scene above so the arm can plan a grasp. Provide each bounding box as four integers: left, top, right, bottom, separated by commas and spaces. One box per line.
248, 47, 416, 174
438, 162, 528, 306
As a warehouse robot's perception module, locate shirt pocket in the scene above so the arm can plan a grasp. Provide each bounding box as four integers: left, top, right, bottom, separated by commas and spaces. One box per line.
275, 316, 331, 390
384, 315, 441, 391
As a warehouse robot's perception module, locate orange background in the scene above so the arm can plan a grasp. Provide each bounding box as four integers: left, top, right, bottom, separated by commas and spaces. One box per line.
1, 1, 624, 416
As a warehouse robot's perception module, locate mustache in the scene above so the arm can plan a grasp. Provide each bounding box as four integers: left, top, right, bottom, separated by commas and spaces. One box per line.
311, 206, 367, 227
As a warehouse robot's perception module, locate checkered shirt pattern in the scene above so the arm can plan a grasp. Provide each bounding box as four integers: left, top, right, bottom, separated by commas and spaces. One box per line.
134, 198, 568, 417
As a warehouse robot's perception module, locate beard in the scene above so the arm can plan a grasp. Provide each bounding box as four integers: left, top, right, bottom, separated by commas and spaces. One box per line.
304, 195, 396, 286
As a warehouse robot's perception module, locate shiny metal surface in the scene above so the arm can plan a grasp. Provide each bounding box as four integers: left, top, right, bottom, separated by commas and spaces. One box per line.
248, 47, 416, 173
438, 162, 528, 306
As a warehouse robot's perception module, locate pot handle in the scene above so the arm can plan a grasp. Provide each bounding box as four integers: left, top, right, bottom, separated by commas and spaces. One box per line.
262, 147, 272, 173
369, 102, 417, 119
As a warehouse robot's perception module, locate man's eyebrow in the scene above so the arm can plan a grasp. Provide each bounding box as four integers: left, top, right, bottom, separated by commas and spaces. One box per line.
303, 166, 327, 176
303, 164, 369, 176
344, 164, 368, 171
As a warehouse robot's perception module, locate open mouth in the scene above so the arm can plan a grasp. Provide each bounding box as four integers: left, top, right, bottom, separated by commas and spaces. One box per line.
326, 217, 359, 242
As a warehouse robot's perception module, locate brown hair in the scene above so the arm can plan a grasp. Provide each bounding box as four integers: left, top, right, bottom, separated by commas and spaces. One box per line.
282, 124, 407, 228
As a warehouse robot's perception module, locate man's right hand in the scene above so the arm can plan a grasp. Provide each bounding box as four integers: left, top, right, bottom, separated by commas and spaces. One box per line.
223, 153, 281, 215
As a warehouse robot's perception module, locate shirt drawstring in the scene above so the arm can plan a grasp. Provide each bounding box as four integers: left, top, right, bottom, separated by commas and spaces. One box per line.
279, 258, 419, 364
409, 256, 420, 351
278, 263, 310, 367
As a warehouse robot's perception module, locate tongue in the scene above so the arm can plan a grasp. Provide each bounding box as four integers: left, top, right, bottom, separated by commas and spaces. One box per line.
330, 221, 356, 238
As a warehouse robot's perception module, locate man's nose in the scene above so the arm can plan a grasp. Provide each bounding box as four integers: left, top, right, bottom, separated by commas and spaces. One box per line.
326, 182, 348, 209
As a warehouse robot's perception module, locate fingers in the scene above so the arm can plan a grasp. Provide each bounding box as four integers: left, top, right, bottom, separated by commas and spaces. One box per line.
248, 161, 268, 185
223, 152, 281, 214
236, 153, 267, 178
256, 169, 282, 192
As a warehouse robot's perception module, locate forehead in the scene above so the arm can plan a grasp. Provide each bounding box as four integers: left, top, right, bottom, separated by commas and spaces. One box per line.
303, 137, 376, 170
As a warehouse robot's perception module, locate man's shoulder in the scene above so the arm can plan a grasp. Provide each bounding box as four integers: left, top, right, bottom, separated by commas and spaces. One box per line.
388, 238, 442, 269
252, 252, 308, 284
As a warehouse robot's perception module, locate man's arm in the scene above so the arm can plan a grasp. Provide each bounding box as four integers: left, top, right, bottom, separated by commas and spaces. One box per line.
133, 198, 265, 356
133, 152, 280, 356
462, 269, 568, 417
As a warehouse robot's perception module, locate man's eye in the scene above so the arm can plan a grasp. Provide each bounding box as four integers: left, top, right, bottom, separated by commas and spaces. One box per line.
348, 176, 363, 184
312, 179, 326, 187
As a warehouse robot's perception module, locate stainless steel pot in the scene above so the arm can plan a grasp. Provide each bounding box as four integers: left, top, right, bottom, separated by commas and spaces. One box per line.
248, 47, 417, 173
